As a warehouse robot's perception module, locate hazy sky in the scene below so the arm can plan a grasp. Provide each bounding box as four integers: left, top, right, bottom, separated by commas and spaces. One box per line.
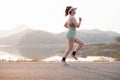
0, 0, 120, 33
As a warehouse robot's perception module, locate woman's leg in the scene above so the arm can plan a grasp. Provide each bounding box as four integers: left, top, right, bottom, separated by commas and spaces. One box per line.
61, 38, 74, 62
71, 38, 84, 59
74, 38, 84, 52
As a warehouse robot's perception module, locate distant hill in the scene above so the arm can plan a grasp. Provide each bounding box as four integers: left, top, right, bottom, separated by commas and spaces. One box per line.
0, 24, 30, 38
18, 29, 120, 45
0, 29, 32, 45
0, 27, 120, 58
76, 29, 120, 43
0, 28, 119, 45
18, 30, 57, 45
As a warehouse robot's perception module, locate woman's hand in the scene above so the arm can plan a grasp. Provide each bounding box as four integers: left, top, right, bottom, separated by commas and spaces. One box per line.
79, 17, 82, 21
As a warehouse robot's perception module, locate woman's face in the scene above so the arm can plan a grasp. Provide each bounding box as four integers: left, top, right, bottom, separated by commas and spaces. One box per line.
71, 9, 76, 15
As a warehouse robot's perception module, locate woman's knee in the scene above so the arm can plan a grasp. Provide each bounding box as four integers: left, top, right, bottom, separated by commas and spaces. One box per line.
81, 42, 84, 46
78, 41, 84, 46
66, 48, 72, 53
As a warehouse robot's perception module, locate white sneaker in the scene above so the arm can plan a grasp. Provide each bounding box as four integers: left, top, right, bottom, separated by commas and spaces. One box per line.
61, 60, 69, 66
71, 54, 78, 60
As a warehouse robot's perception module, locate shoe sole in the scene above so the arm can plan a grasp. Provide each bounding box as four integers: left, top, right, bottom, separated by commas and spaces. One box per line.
71, 54, 78, 60
61, 60, 69, 66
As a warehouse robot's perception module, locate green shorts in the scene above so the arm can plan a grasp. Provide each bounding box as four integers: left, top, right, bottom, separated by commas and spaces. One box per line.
66, 29, 76, 39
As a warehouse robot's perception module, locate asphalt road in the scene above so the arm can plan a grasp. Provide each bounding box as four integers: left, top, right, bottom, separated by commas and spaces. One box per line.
0, 62, 120, 80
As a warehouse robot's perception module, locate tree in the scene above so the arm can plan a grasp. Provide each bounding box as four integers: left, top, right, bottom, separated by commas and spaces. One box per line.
115, 36, 120, 42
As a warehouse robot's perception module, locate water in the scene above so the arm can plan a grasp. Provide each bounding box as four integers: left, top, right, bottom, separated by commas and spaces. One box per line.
0, 44, 66, 59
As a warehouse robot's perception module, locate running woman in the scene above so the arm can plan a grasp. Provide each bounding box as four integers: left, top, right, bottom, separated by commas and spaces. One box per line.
61, 6, 84, 65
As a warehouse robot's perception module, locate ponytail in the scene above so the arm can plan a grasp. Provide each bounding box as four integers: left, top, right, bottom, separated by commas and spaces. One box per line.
65, 6, 71, 17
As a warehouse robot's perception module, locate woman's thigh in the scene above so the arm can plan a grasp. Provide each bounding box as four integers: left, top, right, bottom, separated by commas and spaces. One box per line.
74, 38, 84, 45
67, 38, 75, 49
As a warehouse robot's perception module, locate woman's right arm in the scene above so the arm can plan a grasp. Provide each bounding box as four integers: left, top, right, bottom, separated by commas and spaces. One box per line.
64, 21, 68, 28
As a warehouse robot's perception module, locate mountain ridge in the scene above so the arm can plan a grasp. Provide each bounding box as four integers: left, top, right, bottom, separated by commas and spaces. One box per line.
0, 28, 120, 58
0, 28, 120, 45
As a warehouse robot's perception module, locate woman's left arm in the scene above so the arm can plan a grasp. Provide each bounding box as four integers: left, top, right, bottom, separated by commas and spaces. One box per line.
72, 17, 82, 28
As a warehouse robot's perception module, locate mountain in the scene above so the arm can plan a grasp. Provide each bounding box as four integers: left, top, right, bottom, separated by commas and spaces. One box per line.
0, 29, 32, 45
0, 25, 31, 45
17, 30, 63, 58
19, 29, 120, 45
0, 24, 30, 38
0, 28, 119, 45
76, 29, 120, 43
0, 27, 120, 58
18, 30, 57, 45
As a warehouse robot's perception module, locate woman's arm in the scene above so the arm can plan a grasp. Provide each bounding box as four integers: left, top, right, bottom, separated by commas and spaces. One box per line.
72, 17, 82, 28
64, 21, 68, 28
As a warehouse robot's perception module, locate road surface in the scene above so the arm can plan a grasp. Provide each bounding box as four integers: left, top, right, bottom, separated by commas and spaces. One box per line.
0, 62, 120, 80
